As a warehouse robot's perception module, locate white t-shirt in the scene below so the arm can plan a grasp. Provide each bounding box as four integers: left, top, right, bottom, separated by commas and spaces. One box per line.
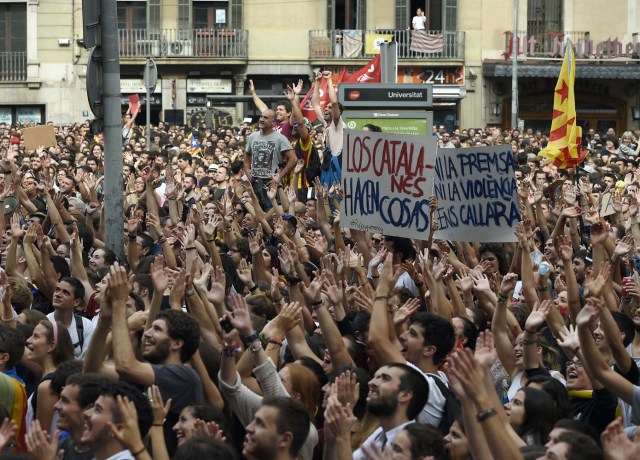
412, 15, 427, 30
406, 362, 447, 426
46, 312, 95, 359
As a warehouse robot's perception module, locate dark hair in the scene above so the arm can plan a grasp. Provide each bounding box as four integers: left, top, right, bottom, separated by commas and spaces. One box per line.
100, 248, 118, 267
50, 255, 70, 279
478, 243, 509, 275
39, 319, 74, 366
467, 307, 488, 332
59, 276, 85, 302
100, 381, 153, 439
363, 124, 382, 132
50, 360, 83, 396
155, 310, 200, 362
517, 387, 558, 445
383, 363, 430, 420
384, 236, 416, 262
526, 375, 570, 419
277, 100, 292, 113
456, 316, 478, 350
553, 418, 600, 446
261, 396, 310, 458
66, 372, 110, 408
128, 292, 145, 312
404, 423, 445, 460
132, 274, 153, 297
186, 404, 228, 435
173, 438, 238, 460
556, 431, 604, 460
0, 325, 24, 369
410, 312, 456, 365
611, 311, 635, 347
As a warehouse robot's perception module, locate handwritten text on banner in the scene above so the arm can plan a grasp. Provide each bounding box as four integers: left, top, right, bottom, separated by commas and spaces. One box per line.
341, 130, 437, 240
433, 144, 520, 242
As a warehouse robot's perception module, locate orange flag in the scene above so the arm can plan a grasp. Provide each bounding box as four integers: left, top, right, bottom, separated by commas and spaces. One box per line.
538, 40, 586, 169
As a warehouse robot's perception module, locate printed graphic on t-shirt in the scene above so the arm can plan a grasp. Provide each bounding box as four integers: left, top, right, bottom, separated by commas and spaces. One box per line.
251, 140, 276, 177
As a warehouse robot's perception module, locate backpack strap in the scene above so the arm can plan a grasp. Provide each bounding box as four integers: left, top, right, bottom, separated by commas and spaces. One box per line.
74, 315, 84, 353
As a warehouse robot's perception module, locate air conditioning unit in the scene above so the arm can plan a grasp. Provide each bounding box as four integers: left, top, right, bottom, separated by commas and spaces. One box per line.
167, 40, 192, 57
136, 40, 160, 57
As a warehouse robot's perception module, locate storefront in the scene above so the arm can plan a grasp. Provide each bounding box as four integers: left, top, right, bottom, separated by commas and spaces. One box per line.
0, 105, 46, 125
186, 78, 235, 129
120, 79, 163, 125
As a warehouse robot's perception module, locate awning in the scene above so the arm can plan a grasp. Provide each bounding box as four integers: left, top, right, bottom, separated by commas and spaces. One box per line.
483, 62, 640, 79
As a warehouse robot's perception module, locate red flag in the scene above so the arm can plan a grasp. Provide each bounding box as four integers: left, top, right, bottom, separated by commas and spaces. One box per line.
342, 55, 381, 83
300, 70, 346, 123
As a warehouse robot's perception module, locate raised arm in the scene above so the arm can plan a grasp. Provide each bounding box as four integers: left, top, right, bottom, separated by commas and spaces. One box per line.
248, 79, 268, 113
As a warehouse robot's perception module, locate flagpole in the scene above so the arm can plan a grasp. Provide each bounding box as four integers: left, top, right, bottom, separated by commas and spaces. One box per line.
511, 0, 519, 129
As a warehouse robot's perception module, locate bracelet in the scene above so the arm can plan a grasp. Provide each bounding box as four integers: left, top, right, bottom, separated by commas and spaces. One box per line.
374, 295, 389, 302
156, 238, 167, 245
621, 296, 632, 302
268, 336, 284, 345
207, 238, 216, 242
152, 423, 164, 426
249, 285, 259, 293
536, 286, 549, 292
223, 345, 242, 357
185, 247, 196, 251
476, 408, 497, 422
521, 337, 537, 345
496, 293, 508, 303
371, 274, 380, 279
128, 234, 137, 240
242, 331, 260, 347
1, 317, 14, 322
185, 289, 194, 297
131, 446, 146, 457
524, 328, 537, 335
311, 300, 324, 310
249, 341, 263, 353
415, 281, 424, 287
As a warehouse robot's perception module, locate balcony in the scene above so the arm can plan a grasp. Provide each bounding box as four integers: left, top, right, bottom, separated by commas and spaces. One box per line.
119, 29, 248, 60
0, 52, 27, 82
309, 29, 465, 61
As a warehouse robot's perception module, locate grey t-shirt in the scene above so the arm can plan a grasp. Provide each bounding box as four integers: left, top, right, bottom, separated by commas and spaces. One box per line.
246, 131, 292, 179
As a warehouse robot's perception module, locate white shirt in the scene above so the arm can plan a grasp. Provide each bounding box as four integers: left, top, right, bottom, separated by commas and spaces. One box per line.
406, 362, 448, 426
104, 450, 135, 460
46, 312, 95, 359
352, 420, 413, 459
412, 15, 427, 30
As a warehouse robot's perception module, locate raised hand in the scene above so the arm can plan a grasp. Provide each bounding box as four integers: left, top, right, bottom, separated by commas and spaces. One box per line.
207, 266, 227, 306
554, 234, 573, 261
227, 293, 253, 337
235, 259, 254, 286
393, 298, 420, 326
498, 272, 518, 297
575, 297, 602, 328
107, 396, 145, 454
600, 417, 640, 460
25, 420, 60, 460
557, 324, 580, 356
474, 330, 498, 368
525, 300, 551, 332
148, 385, 171, 428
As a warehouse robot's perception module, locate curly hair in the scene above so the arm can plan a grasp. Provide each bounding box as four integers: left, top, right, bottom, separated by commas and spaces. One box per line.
155, 310, 200, 363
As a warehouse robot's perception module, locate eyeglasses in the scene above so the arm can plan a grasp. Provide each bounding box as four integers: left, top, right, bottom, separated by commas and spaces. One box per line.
565, 361, 583, 369
372, 238, 382, 244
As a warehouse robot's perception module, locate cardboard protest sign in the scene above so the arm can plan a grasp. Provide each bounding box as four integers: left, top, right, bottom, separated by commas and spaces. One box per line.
599, 192, 616, 217
432, 145, 520, 242
128, 94, 141, 114
23, 125, 56, 150
341, 130, 437, 239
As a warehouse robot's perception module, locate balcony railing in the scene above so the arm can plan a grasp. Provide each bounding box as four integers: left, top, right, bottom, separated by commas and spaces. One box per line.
0, 52, 27, 82
309, 29, 465, 60
119, 29, 248, 59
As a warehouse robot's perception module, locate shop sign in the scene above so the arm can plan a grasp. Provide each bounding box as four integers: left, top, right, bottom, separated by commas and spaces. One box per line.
187, 79, 233, 93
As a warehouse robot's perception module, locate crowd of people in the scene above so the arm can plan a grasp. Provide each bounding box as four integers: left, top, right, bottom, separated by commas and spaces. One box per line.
0, 74, 639, 460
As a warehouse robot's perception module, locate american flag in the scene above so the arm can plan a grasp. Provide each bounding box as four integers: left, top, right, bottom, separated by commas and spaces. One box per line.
410, 31, 444, 53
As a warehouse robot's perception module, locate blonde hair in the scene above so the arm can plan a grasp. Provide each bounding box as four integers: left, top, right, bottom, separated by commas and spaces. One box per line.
285, 363, 321, 423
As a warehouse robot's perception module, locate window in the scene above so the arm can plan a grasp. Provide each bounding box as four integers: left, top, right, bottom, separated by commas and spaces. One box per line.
117, 1, 147, 30
527, 0, 563, 37
328, 0, 365, 30
193, 1, 229, 29
0, 3, 26, 53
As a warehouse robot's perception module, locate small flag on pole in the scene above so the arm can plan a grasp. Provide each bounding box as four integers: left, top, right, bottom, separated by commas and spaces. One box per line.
538, 40, 587, 169
187, 133, 202, 157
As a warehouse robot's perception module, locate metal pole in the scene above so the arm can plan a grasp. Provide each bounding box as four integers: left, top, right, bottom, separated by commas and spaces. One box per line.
100, 0, 124, 259
380, 41, 398, 84
146, 59, 152, 149
511, 0, 519, 129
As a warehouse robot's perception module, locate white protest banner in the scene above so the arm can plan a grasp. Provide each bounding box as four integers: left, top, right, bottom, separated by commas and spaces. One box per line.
432, 145, 520, 242
341, 129, 437, 239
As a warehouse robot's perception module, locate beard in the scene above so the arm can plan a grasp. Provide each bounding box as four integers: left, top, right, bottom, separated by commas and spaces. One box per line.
367, 391, 400, 418
142, 338, 171, 364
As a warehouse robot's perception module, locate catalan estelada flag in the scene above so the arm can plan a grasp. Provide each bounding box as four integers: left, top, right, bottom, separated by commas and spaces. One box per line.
187, 133, 202, 157
538, 40, 587, 169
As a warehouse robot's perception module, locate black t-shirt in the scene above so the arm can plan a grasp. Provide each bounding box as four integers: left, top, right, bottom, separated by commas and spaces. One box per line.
569, 387, 617, 435
58, 436, 94, 460
152, 364, 204, 456
614, 358, 640, 386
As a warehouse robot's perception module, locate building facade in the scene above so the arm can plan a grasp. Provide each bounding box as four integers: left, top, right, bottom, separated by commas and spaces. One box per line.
0, 0, 638, 133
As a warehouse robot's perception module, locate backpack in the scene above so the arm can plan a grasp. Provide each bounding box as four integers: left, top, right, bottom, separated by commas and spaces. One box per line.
295, 140, 321, 184
427, 373, 462, 435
